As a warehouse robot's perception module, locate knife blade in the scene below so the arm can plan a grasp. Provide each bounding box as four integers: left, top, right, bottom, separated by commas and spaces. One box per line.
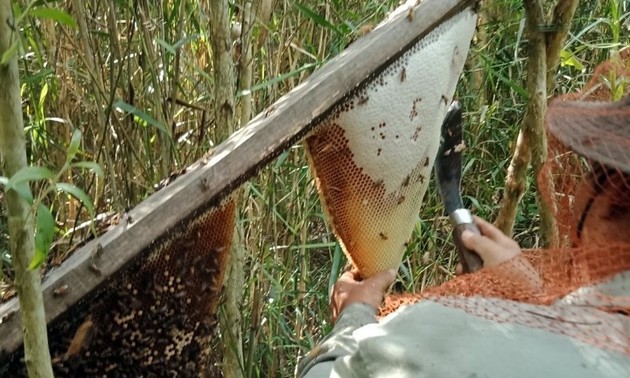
434, 101, 483, 273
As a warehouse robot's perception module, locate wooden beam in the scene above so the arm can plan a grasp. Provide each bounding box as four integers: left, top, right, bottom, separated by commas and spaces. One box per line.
0, 0, 476, 355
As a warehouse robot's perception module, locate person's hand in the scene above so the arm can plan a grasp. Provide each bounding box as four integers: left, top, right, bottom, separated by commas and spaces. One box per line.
457, 215, 521, 273
330, 269, 396, 322
458, 215, 543, 291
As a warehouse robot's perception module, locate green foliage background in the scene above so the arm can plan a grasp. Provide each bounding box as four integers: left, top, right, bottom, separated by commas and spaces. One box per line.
0, 0, 628, 376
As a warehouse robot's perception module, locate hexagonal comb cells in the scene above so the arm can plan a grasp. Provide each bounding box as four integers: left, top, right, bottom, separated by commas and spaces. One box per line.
1, 198, 236, 376
306, 7, 478, 277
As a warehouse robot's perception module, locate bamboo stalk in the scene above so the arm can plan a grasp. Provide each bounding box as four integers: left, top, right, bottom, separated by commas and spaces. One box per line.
72, 0, 124, 211
136, 2, 172, 179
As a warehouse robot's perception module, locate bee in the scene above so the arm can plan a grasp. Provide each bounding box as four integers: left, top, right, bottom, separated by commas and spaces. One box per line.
200, 177, 211, 191
53, 284, 70, 297
356, 23, 374, 37
123, 211, 134, 225
91, 243, 104, 260
402, 175, 411, 187
0, 311, 16, 324
407, 7, 414, 22
318, 143, 335, 154
64, 319, 94, 359
264, 105, 276, 117
89, 263, 102, 276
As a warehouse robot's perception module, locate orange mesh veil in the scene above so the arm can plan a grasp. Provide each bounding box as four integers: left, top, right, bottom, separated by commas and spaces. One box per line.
381, 53, 630, 355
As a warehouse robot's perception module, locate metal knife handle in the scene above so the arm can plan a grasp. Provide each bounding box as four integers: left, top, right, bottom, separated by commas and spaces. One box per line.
450, 209, 484, 273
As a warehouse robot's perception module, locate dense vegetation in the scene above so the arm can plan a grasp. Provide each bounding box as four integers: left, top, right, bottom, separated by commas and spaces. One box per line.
1, 0, 628, 376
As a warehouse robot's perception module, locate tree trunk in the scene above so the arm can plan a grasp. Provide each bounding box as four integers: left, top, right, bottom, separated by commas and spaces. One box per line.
496, 1, 547, 237
0, 2, 54, 377
208, 1, 243, 378
209, 0, 237, 138
523, 0, 557, 248
496, 0, 578, 247
546, 0, 580, 94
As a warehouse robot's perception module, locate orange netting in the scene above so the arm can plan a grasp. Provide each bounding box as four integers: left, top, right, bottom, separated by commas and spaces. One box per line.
381, 50, 630, 355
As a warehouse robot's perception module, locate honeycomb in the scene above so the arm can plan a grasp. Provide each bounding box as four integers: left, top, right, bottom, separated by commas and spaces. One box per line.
305, 7, 477, 277
0, 196, 235, 377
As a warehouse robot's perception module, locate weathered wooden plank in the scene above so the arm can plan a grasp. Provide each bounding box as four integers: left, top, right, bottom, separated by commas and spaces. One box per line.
0, 0, 476, 355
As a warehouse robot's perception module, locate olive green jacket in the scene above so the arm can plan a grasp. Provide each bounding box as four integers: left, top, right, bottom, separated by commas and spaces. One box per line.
298, 271, 630, 377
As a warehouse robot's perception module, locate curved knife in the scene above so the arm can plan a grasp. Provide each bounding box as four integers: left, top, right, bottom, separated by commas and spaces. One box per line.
434, 101, 483, 273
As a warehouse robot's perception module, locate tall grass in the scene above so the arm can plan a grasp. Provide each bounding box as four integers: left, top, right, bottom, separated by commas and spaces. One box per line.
1, 0, 628, 376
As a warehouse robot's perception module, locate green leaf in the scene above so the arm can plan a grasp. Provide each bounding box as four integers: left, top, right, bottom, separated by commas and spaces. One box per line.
56, 183, 95, 219
12, 183, 34, 204
237, 62, 318, 97
71, 161, 104, 177
560, 50, 584, 71
480, 55, 528, 99
113, 100, 170, 136
156, 34, 202, 55
38, 82, 49, 114
293, 3, 343, 37
29, 8, 77, 28
67, 128, 82, 161
155, 38, 176, 54
328, 243, 344, 295
30, 204, 55, 270
28, 248, 47, 271
7, 166, 55, 190
23, 68, 54, 85
172, 34, 200, 51
0, 41, 19, 66
274, 150, 289, 169
0, 176, 31, 204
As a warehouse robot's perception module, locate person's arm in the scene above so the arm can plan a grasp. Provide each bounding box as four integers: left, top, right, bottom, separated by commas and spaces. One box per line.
297, 270, 395, 378
297, 302, 377, 377
299, 216, 536, 377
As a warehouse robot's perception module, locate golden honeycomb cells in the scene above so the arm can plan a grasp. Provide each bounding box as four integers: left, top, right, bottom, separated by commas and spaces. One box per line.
306, 8, 477, 277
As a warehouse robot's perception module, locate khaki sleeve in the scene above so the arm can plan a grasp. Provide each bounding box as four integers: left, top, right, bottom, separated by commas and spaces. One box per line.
297, 303, 377, 378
